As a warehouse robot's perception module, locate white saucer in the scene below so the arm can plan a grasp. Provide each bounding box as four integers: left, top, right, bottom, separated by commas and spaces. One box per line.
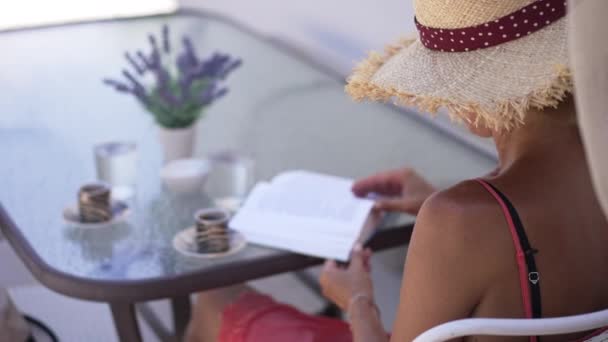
63, 201, 130, 229
173, 226, 247, 259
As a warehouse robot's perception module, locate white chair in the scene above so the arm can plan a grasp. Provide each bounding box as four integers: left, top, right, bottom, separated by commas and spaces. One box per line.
414, 309, 608, 342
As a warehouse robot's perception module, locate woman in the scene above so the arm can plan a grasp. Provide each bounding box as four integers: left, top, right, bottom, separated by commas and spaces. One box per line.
186, 0, 608, 341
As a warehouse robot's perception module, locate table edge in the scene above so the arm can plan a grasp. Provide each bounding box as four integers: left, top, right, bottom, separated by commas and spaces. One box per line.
0, 203, 412, 302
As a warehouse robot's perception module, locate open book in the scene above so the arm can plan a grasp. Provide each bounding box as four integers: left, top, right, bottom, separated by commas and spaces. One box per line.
229, 171, 375, 261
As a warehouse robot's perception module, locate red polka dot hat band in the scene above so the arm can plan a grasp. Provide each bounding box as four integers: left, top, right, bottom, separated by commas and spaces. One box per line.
415, 0, 566, 52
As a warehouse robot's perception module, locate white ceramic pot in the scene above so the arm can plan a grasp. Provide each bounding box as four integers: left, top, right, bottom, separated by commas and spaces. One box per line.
158, 126, 196, 163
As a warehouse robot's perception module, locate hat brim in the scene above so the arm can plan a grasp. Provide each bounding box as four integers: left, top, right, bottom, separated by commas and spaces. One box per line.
346, 18, 572, 131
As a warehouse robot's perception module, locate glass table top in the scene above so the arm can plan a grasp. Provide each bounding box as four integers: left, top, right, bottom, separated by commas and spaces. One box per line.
0, 13, 496, 284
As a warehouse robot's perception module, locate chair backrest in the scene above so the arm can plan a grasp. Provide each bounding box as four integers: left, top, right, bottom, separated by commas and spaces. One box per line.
413, 309, 608, 342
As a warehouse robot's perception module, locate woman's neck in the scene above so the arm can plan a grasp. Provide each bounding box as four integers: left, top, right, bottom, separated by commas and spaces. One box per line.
492, 106, 580, 173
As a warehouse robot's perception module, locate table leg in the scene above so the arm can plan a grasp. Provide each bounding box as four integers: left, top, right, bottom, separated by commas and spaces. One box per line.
294, 270, 322, 294
171, 296, 191, 341
137, 303, 172, 341
110, 302, 142, 342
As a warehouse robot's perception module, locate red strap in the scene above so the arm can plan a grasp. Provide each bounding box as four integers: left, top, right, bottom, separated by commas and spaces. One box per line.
475, 179, 537, 342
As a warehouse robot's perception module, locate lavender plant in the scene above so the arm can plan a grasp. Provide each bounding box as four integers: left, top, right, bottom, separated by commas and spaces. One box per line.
103, 25, 242, 129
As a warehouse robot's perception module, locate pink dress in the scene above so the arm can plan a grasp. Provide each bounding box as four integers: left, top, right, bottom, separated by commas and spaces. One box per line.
219, 292, 352, 342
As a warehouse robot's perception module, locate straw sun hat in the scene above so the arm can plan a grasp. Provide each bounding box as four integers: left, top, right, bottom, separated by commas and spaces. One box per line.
346, 0, 572, 131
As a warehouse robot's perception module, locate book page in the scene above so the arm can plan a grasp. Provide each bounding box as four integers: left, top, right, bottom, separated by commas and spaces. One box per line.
259, 171, 370, 224
229, 171, 374, 260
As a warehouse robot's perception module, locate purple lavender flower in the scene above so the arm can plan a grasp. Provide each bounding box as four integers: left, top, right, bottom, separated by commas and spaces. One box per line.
159, 86, 179, 106
197, 53, 237, 80
176, 53, 191, 74
179, 71, 194, 100
132, 85, 150, 105
194, 54, 217, 79
148, 34, 159, 55
197, 83, 229, 106
136, 50, 152, 69
147, 33, 162, 69
154, 65, 173, 103
198, 82, 217, 106
122, 69, 145, 93
125, 52, 144, 75
162, 24, 170, 53
103, 79, 131, 93
149, 49, 161, 69
215, 87, 229, 99
182, 37, 199, 67
103, 25, 242, 129
220, 59, 242, 79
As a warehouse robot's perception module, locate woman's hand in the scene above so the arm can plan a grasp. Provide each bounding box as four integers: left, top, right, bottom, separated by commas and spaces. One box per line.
319, 244, 374, 311
352, 168, 436, 215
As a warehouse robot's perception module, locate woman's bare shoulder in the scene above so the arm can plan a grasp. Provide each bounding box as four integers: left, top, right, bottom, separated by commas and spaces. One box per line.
395, 179, 513, 333
420, 179, 503, 228
413, 179, 512, 264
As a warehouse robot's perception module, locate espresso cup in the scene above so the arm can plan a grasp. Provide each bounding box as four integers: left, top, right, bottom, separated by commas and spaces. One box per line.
194, 208, 231, 253
78, 183, 112, 223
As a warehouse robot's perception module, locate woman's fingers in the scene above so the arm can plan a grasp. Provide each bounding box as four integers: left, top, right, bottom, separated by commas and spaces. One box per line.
323, 245, 372, 277
354, 167, 436, 216
320, 260, 336, 290
320, 245, 375, 310
350, 244, 369, 272
374, 197, 416, 212
362, 248, 373, 272
323, 259, 338, 272
363, 248, 373, 260
352, 169, 406, 197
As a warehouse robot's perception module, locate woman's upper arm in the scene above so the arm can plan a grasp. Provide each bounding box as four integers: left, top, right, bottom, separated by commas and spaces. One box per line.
390, 188, 494, 341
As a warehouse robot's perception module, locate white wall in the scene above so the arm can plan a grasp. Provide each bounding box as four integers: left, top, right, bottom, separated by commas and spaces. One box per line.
0, 0, 177, 30
180, 0, 416, 75
179, 0, 496, 156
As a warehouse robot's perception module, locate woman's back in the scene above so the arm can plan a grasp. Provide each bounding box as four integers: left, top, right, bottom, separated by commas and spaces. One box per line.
449, 124, 608, 341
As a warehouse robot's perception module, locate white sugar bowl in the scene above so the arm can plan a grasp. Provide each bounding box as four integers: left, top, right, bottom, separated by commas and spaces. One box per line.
161, 158, 211, 194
